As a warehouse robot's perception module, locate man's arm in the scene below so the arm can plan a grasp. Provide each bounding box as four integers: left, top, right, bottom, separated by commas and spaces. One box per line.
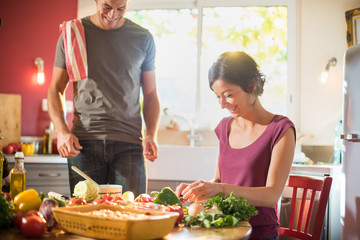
47, 67, 82, 158
141, 70, 160, 162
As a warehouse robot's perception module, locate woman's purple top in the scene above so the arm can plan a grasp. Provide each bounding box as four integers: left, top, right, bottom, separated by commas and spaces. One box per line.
214, 115, 295, 239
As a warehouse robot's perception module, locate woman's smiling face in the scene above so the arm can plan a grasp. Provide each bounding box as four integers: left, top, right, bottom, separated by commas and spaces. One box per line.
212, 79, 254, 118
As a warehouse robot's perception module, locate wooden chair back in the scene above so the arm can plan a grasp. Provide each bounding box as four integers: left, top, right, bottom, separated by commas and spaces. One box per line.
278, 175, 332, 240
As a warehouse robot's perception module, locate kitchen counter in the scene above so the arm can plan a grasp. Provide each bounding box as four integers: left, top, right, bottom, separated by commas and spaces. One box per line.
5, 154, 67, 164
0, 222, 252, 240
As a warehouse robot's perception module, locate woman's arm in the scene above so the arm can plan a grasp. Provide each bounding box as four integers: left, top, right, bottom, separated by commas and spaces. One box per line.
180, 127, 295, 207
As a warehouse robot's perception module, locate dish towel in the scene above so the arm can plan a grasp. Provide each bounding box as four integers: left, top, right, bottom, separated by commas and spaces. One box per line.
60, 19, 88, 82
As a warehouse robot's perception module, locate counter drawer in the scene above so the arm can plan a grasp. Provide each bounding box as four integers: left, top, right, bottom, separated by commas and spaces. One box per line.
9, 163, 69, 186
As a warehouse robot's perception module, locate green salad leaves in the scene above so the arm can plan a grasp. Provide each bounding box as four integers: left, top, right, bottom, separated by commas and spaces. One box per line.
183, 192, 258, 228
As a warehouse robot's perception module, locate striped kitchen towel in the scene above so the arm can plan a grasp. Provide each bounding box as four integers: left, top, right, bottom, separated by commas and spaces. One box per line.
60, 19, 88, 82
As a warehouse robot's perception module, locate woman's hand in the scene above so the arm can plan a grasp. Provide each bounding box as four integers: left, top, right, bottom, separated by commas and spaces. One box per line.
176, 180, 223, 203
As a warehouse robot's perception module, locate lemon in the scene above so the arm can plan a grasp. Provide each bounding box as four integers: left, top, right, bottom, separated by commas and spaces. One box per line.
122, 191, 135, 201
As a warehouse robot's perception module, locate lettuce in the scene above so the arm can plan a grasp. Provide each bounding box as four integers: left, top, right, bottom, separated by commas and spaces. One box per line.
73, 180, 99, 202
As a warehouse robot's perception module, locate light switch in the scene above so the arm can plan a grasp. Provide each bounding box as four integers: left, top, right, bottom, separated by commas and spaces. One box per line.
42, 99, 48, 112
65, 100, 73, 113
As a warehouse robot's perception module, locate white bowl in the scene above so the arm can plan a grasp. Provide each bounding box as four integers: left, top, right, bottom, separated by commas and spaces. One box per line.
98, 184, 123, 198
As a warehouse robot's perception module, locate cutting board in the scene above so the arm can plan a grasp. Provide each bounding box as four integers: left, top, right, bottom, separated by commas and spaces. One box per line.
0, 93, 21, 149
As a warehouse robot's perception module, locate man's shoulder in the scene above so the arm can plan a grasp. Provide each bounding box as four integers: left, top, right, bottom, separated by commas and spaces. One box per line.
124, 19, 151, 33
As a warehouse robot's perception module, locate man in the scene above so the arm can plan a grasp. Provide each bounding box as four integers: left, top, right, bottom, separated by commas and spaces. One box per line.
48, 0, 160, 196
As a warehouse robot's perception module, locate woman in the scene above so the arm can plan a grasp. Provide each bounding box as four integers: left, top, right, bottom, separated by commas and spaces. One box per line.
175, 51, 296, 240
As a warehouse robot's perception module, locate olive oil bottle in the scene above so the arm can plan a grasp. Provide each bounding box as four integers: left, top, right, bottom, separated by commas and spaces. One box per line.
0, 150, 4, 186
10, 151, 26, 199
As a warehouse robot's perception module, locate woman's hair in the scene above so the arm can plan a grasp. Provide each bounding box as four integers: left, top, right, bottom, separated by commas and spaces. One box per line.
208, 51, 265, 96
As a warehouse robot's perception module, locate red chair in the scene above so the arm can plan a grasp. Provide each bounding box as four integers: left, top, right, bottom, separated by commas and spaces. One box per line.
278, 175, 333, 240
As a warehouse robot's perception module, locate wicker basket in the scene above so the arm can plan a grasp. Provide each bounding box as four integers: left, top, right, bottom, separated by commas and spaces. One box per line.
52, 204, 178, 240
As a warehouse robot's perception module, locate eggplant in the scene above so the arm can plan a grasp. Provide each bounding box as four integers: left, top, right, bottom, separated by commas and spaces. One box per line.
39, 199, 58, 231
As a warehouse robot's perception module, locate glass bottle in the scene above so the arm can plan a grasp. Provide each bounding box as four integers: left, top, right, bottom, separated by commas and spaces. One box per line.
0, 132, 3, 185
43, 126, 52, 154
10, 151, 26, 199
0, 150, 4, 187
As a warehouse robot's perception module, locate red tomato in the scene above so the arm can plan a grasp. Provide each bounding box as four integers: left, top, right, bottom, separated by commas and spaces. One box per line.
92, 198, 107, 205
1, 191, 11, 202
21, 215, 47, 238
2, 145, 14, 154
163, 205, 184, 224
67, 198, 87, 206
135, 193, 153, 203
102, 194, 114, 201
13, 210, 41, 229
9, 142, 21, 152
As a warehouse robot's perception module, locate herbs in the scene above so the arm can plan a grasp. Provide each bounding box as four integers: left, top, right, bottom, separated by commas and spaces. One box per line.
182, 192, 258, 228
0, 194, 14, 229
183, 211, 239, 228
205, 192, 258, 221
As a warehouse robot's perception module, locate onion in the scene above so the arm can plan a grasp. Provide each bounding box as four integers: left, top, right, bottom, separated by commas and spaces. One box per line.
39, 199, 58, 231
206, 203, 223, 214
188, 203, 205, 216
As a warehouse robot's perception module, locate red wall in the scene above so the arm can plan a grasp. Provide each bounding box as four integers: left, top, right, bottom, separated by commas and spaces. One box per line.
0, 0, 77, 137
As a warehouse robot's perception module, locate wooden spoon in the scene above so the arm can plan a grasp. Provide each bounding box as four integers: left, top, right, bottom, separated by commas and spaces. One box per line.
71, 166, 101, 191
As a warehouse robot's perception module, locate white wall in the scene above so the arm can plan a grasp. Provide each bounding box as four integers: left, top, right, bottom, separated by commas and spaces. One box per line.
299, 0, 359, 145
77, 0, 360, 146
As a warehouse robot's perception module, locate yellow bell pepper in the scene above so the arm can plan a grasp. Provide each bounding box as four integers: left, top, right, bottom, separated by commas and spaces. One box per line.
13, 189, 42, 212
21, 143, 35, 155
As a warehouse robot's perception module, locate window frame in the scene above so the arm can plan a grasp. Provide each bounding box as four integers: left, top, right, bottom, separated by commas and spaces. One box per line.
128, 0, 300, 128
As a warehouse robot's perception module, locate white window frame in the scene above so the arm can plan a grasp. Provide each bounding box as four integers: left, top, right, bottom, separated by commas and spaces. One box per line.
79, 0, 300, 128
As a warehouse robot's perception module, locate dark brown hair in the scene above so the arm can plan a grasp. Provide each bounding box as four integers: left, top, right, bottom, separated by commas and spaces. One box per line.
208, 51, 265, 96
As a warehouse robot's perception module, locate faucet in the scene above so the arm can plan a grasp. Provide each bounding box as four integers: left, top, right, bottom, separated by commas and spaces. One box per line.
163, 108, 203, 147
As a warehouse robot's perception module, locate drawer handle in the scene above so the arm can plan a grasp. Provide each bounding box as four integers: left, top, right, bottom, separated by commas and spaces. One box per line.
38, 173, 61, 177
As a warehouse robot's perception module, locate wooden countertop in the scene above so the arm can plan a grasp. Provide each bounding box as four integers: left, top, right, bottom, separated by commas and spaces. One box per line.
0, 222, 251, 240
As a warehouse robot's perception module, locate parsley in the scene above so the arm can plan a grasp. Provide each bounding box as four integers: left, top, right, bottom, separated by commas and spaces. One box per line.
0, 194, 14, 229
205, 192, 258, 221
183, 192, 258, 228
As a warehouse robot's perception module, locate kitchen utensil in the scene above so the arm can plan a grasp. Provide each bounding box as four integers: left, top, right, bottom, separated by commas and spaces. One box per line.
71, 166, 101, 190
99, 184, 123, 198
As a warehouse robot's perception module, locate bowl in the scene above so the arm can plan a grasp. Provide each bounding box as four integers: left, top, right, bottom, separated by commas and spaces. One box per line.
99, 184, 123, 198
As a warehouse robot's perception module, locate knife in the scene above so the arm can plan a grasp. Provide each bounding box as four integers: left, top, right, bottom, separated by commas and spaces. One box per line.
48, 191, 70, 201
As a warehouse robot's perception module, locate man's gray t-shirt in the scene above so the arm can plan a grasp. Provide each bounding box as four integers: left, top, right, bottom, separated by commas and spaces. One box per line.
54, 17, 156, 145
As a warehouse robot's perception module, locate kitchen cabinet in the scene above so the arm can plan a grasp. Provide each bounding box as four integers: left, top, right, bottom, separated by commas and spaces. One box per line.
6, 155, 70, 196
5, 154, 191, 197
7, 155, 71, 197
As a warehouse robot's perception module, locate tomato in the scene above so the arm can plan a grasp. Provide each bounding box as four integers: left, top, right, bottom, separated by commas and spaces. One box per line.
9, 142, 21, 152
67, 197, 87, 206
92, 198, 107, 205
2, 145, 14, 154
102, 194, 114, 201
163, 205, 184, 224
1, 191, 11, 202
13, 210, 41, 229
21, 215, 46, 238
135, 193, 153, 203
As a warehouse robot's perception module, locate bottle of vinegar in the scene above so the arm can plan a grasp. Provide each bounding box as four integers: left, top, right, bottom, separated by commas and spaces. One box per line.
10, 151, 26, 199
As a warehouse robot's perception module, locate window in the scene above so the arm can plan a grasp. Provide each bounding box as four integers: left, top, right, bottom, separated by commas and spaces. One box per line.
127, 0, 298, 130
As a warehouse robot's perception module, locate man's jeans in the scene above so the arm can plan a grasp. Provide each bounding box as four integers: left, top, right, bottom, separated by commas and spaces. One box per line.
67, 140, 146, 197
